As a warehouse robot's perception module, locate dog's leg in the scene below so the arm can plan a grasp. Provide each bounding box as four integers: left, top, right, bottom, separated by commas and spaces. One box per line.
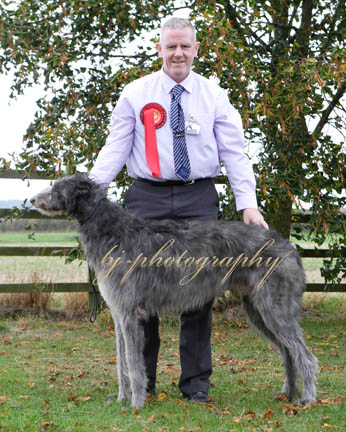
292, 340, 318, 405
113, 313, 131, 402
249, 290, 318, 405
242, 296, 298, 400
119, 312, 148, 409
278, 347, 298, 400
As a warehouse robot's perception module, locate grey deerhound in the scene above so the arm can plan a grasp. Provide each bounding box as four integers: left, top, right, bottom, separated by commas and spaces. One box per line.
30, 174, 318, 409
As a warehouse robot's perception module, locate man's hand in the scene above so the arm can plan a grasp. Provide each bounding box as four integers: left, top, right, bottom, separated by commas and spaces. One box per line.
242, 208, 269, 230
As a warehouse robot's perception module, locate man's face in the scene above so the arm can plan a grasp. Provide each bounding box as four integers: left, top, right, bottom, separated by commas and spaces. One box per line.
156, 27, 200, 83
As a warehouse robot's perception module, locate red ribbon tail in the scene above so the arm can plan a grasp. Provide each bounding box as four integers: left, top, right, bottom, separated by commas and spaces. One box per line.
143, 108, 161, 178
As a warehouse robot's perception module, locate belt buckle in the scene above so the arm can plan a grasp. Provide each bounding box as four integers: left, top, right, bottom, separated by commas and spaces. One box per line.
185, 180, 195, 185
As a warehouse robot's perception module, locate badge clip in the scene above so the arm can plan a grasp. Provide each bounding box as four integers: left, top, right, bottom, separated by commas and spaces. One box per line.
185, 113, 200, 135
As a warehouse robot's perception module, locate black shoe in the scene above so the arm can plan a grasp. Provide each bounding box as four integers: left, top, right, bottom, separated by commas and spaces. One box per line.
184, 391, 209, 403
146, 388, 157, 397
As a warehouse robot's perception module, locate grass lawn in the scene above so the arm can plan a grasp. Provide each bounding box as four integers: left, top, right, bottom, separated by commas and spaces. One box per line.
0, 232, 87, 284
0, 231, 79, 247
0, 295, 345, 431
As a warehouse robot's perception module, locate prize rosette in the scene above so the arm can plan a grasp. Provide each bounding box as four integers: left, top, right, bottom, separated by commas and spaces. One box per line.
140, 103, 166, 178
140, 103, 167, 129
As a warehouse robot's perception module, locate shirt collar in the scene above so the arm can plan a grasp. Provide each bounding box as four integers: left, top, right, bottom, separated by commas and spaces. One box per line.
160, 68, 194, 94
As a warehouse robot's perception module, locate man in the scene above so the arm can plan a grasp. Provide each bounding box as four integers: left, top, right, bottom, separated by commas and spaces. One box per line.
90, 17, 268, 403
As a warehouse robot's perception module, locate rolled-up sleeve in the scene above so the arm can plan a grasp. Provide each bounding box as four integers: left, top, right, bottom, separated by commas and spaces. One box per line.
89, 90, 135, 187
214, 90, 258, 211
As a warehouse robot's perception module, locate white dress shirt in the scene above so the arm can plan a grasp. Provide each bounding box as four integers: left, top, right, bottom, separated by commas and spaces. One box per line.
90, 69, 258, 211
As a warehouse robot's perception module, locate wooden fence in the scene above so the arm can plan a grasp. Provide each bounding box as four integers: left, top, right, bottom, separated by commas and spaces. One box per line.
0, 170, 345, 296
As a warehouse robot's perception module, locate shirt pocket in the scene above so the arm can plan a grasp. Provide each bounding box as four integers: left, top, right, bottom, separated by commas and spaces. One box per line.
190, 112, 214, 126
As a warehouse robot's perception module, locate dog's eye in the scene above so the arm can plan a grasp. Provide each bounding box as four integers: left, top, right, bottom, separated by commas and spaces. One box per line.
51, 190, 62, 203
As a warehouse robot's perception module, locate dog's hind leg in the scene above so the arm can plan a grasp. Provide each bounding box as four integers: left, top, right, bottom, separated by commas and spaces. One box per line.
250, 287, 318, 405
242, 295, 298, 400
278, 347, 298, 399
118, 312, 148, 409
293, 340, 318, 405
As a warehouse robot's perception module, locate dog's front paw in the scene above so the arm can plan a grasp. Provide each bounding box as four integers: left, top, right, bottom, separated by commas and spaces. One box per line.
295, 397, 315, 406
131, 393, 146, 409
276, 381, 298, 401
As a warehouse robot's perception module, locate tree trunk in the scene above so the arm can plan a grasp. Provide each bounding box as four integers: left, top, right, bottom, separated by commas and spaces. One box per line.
268, 195, 292, 239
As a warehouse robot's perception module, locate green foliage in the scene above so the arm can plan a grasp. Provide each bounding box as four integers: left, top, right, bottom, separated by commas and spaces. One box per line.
0, 0, 345, 282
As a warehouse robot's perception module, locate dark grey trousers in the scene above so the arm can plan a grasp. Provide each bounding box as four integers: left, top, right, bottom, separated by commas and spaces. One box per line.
124, 178, 219, 396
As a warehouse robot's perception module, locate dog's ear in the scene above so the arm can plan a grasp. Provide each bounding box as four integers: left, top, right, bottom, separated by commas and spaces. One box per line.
73, 181, 92, 200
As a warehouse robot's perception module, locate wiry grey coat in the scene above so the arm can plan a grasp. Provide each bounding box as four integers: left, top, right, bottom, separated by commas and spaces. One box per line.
31, 174, 318, 409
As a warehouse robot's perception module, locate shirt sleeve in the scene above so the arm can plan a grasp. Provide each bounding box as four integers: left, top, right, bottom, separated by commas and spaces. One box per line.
214, 89, 258, 211
89, 88, 135, 187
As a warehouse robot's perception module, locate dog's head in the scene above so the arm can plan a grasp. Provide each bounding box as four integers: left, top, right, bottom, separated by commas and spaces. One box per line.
30, 174, 99, 217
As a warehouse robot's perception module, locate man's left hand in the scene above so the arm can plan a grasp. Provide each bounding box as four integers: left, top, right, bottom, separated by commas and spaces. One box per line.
242, 208, 269, 229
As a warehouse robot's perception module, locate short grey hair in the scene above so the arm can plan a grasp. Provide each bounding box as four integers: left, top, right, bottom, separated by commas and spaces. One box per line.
160, 17, 196, 42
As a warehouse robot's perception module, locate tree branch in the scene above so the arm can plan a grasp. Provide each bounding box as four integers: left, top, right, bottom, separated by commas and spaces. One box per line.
320, 0, 346, 57
223, 0, 271, 54
287, 3, 299, 33
108, 53, 156, 60
295, 0, 313, 56
314, 83, 346, 135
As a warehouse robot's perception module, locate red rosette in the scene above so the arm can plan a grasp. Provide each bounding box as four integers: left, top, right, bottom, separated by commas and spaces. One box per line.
140, 103, 167, 129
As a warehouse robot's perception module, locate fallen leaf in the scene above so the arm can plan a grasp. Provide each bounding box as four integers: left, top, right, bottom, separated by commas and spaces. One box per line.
275, 394, 289, 401
245, 411, 256, 420
263, 408, 273, 418
78, 396, 91, 402
281, 403, 299, 415
58, 322, 68, 328
42, 420, 55, 428
146, 393, 154, 402
231, 416, 242, 424
158, 392, 167, 402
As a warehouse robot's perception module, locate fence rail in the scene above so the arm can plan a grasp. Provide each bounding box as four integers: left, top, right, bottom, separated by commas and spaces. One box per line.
1, 169, 345, 295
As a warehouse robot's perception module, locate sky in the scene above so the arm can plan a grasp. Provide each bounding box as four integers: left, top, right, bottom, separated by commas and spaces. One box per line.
0, 73, 51, 202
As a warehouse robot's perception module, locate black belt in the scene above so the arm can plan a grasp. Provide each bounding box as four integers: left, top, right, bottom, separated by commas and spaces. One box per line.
136, 178, 209, 186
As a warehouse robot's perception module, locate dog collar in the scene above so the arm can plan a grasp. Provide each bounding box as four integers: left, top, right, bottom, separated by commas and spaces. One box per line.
80, 196, 108, 226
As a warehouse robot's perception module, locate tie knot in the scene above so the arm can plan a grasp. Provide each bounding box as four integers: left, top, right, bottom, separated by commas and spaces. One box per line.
171, 84, 184, 99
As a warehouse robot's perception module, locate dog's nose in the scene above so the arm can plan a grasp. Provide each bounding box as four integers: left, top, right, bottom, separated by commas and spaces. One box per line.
30, 198, 36, 205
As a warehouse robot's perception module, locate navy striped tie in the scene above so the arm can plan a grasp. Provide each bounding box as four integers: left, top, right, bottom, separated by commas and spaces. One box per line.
170, 84, 191, 181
